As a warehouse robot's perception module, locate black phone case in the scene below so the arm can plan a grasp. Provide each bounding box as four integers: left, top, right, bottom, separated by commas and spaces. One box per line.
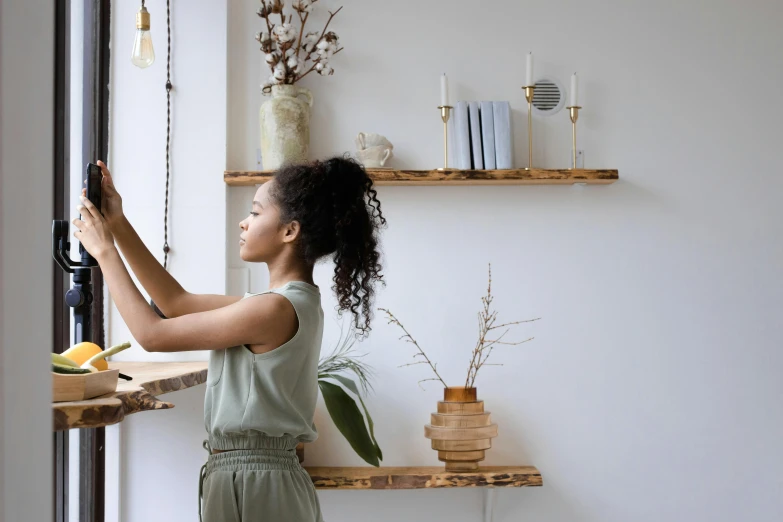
86, 163, 102, 213
79, 164, 102, 256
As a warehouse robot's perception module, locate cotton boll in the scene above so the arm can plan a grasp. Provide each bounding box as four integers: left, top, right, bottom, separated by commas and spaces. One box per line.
302, 32, 319, 52
292, 0, 313, 13
273, 23, 296, 44
287, 56, 298, 69
265, 53, 276, 64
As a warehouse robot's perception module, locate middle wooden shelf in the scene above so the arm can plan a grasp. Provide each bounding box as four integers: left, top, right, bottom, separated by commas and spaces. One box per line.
224, 168, 619, 186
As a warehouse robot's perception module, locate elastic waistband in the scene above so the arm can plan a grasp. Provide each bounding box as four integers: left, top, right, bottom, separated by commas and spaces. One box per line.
206, 449, 301, 475
209, 433, 300, 451
199, 440, 304, 522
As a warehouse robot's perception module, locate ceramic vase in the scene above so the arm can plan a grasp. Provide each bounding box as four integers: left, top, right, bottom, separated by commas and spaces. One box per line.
260, 84, 313, 170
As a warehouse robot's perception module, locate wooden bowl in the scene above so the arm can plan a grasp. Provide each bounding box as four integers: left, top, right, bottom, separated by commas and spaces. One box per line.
52, 369, 119, 402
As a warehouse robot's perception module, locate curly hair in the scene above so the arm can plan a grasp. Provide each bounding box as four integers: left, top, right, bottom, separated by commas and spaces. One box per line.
270, 156, 386, 337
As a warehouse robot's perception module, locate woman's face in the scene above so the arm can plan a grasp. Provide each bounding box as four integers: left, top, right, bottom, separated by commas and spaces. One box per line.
238, 181, 298, 262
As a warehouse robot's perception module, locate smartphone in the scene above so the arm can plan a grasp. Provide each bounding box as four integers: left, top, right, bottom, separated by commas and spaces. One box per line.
78, 163, 103, 258
85, 163, 102, 213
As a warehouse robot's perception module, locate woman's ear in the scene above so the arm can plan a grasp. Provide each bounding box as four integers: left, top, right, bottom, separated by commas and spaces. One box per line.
282, 220, 301, 244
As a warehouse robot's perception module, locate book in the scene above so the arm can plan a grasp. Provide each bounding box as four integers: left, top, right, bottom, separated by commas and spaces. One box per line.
468, 102, 483, 170
493, 101, 512, 169
448, 112, 457, 168
480, 101, 496, 170
454, 101, 471, 170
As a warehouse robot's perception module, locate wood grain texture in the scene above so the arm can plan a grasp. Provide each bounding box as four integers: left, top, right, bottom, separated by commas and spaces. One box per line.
431, 412, 492, 427
52, 369, 119, 402
425, 424, 498, 441
224, 168, 619, 186
437, 401, 485, 414
432, 438, 492, 451
304, 466, 542, 489
444, 387, 477, 401
52, 361, 208, 431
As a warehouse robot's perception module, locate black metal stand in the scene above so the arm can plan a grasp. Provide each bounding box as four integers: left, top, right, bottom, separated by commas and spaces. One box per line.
52, 209, 106, 522
52, 220, 98, 342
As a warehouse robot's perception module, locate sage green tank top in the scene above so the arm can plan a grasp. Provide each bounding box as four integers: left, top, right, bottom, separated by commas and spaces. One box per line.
204, 281, 324, 451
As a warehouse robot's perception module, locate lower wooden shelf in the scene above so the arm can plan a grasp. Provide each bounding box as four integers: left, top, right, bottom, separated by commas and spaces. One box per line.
225, 168, 618, 186
52, 361, 208, 431
304, 465, 542, 489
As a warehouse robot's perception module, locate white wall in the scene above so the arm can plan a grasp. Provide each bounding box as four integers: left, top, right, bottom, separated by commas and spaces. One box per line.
115, 0, 783, 521
0, 1, 54, 521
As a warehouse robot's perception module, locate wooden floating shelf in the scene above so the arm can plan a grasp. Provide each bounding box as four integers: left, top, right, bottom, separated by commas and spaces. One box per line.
224, 168, 618, 186
304, 465, 541, 489
52, 361, 208, 431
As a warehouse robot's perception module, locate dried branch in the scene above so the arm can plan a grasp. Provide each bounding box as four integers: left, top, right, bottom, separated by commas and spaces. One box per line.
417, 378, 444, 391
398, 361, 429, 368
379, 308, 448, 388
258, 1, 342, 88
464, 264, 539, 388
294, 47, 342, 82
483, 337, 535, 346
489, 318, 541, 330
295, 10, 309, 57
302, 6, 343, 63
381, 264, 539, 392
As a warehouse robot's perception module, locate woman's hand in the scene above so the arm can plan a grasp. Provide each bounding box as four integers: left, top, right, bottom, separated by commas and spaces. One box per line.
73, 195, 116, 261
82, 160, 124, 228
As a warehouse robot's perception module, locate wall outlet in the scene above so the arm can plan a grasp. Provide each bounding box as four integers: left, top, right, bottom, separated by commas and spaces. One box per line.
256, 148, 263, 169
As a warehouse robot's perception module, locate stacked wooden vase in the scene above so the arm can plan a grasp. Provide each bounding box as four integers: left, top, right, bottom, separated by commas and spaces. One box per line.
425, 387, 498, 471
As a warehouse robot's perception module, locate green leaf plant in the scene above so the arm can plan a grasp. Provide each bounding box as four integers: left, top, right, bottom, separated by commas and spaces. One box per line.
317, 324, 383, 467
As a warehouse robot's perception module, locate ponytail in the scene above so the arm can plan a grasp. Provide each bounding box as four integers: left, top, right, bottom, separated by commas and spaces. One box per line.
271, 156, 386, 336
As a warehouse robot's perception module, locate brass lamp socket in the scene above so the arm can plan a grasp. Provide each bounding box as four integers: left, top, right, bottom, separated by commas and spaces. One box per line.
136, 7, 151, 30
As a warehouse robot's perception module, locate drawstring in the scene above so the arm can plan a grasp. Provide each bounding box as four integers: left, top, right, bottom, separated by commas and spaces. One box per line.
199, 439, 212, 522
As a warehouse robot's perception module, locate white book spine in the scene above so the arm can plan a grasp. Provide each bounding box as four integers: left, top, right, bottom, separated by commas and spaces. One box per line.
454, 101, 471, 170
493, 101, 513, 169
480, 101, 496, 170
448, 110, 457, 168
468, 102, 483, 170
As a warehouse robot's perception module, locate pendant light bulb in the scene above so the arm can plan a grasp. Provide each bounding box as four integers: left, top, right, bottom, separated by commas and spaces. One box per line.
131, 6, 155, 68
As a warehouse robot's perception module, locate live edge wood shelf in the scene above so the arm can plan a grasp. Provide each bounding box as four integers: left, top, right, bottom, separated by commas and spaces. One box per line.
52, 361, 208, 431
304, 466, 542, 490
224, 168, 618, 186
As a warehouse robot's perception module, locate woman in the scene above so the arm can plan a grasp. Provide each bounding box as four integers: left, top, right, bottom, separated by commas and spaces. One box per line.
74, 157, 386, 521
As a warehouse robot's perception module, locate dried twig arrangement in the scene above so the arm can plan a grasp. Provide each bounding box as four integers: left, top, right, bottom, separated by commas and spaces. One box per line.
255, 0, 344, 93
377, 308, 449, 390
380, 264, 539, 390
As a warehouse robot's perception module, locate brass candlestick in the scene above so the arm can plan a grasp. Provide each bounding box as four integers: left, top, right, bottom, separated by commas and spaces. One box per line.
523, 86, 536, 169
567, 106, 582, 169
437, 105, 453, 170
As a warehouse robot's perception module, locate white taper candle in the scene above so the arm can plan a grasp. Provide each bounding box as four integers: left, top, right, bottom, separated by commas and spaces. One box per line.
441, 74, 449, 106
571, 72, 579, 106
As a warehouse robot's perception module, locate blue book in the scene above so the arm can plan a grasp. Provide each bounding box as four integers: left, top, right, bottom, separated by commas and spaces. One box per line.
493, 101, 512, 169
468, 102, 483, 170
454, 101, 471, 170
480, 101, 496, 169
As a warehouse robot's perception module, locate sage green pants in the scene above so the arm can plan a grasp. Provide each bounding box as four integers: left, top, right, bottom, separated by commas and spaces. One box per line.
199, 440, 323, 522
